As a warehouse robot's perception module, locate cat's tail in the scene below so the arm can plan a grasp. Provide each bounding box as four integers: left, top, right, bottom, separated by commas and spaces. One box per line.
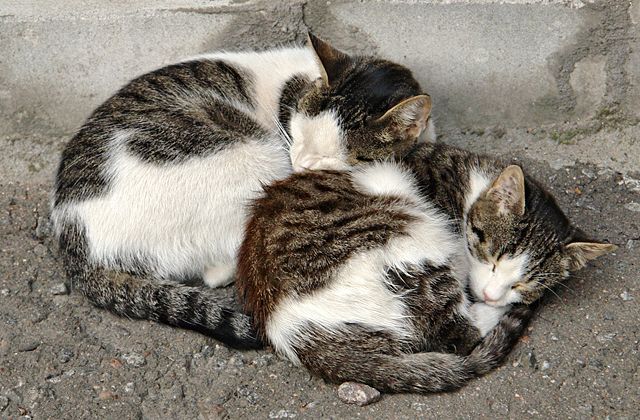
57, 221, 263, 350
296, 305, 533, 393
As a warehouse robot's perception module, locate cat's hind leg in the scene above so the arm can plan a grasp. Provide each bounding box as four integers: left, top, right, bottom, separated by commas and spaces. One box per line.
203, 264, 236, 288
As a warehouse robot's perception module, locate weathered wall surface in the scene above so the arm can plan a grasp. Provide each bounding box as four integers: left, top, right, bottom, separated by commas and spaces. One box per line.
1, 0, 638, 135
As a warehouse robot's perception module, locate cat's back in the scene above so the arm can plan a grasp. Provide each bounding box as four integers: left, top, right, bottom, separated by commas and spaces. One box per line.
53, 46, 318, 207
237, 162, 460, 346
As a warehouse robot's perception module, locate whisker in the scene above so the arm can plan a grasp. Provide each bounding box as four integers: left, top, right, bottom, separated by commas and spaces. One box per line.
530, 280, 566, 305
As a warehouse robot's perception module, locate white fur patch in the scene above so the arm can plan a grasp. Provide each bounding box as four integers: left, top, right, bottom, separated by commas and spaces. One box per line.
52, 131, 291, 280
469, 302, 510, 337
469, 252, 529, 306
266, 164, 465, 363
194, 47, 321, 132
203, 263, 235, 288
465, 169, 492, 213
288, 110, 347, 172
351, 161, 420, 199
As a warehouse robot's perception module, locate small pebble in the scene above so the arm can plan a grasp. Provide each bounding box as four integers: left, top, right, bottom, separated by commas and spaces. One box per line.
30, 310, 48, 324
236, 385, 259, 405
578, 404, 594, 415
604, 312, 615, 321
98, 390, 117, 400
620, 291, 633, 301
18, 340, 40, 352
627, 239, 635, 250
337, 382, 381, 406
59, 348, 74, 363
50, 283, 69, 296
0, 289, 9, 296
303, 400, 319, 409
541, 360, 551, 371
490, 401, 509, 415
200, 403, 227, 419
589, 359, 604, 370
109, 358, 124, 369
122, 352, 146, 367
268, 409, 296, 418
0, 395, 8, 411
624, 202, 640, 212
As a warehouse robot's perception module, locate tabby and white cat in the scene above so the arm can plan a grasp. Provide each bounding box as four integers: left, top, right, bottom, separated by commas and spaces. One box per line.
51, 34, 433, 348
236, 142, 615, 392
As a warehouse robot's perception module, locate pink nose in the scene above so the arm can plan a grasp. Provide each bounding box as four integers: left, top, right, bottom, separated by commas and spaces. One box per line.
483, 289, 497, 302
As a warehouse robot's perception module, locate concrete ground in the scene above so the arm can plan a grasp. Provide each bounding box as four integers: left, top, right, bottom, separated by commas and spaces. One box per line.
1, 0, 638, 418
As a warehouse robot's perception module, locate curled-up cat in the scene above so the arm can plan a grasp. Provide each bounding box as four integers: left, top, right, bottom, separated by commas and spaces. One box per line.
236, 142, 615, 391
51, 34, 434, 349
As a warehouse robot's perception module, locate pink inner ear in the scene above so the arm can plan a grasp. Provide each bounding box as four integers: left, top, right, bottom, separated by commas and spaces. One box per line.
488, 166, 525, 216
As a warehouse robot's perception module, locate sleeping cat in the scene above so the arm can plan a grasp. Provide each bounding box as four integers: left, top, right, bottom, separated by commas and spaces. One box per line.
51, 34, 434, 349
236, 142, 615, 392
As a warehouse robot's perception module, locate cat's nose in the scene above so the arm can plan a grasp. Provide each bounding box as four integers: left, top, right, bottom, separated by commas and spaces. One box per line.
483, 288, 499, 303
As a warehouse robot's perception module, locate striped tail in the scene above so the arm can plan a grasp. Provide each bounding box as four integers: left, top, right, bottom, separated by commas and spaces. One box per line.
58, 222, 262, 350
296, 305, 533, 393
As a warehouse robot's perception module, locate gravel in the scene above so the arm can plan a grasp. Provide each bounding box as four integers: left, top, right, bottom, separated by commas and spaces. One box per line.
121, 352, 146, 367
49, 283, 69, 295
337, 382, 382, 406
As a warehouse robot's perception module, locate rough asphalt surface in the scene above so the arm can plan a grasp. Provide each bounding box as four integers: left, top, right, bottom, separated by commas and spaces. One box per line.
1, 1, 639, 419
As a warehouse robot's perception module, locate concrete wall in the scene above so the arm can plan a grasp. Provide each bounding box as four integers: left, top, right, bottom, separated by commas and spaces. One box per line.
1, 0, 638, 136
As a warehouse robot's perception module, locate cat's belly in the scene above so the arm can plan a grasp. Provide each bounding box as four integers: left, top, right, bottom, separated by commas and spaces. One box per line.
56, 135, 291, 279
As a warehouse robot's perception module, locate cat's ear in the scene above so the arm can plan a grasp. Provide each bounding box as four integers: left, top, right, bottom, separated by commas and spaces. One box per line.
376, 95, 432, 143
487, 165, 526, 216
307, 32, 351, 86
565, 242, 617, 271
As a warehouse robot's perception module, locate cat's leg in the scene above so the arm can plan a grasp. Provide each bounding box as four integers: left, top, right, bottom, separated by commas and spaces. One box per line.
469, 302, 511, 337
203, 264, 236, 288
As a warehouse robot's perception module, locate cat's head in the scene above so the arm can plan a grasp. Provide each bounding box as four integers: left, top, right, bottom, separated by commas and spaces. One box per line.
465, 165, 616, 307
289, 33, 432, 172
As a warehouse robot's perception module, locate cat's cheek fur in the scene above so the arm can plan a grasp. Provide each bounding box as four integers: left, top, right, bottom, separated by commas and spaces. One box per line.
289, 110, 346, 172
468, 253, 529, 306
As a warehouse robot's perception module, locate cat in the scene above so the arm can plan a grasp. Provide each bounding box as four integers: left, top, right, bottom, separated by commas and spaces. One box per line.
51, 33, 434, 349
236, 141, 615, 392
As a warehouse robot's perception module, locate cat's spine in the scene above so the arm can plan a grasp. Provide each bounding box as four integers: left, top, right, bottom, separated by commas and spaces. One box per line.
58, 221, 262, 350
298, 305, 532, 393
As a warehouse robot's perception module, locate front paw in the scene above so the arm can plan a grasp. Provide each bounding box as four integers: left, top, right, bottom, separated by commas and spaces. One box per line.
470, 302, 511, 337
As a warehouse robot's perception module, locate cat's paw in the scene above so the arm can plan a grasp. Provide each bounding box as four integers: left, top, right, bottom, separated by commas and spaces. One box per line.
203, 264, 235, 288
470, 302, 511, 337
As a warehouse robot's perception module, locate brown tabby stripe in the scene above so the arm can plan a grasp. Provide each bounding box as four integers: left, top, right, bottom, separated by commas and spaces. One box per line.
236, 169, 417, 334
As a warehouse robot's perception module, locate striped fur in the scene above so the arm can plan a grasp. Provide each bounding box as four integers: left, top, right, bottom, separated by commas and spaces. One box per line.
237, 162, 531, 391
237, 142, 614, 392
51, 34, 432, 348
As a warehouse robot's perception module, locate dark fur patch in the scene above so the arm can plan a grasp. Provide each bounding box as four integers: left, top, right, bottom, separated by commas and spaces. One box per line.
278, 74, 313, 137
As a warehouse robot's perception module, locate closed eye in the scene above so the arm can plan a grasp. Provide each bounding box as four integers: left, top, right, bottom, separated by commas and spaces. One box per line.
356, 156, 374, 163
